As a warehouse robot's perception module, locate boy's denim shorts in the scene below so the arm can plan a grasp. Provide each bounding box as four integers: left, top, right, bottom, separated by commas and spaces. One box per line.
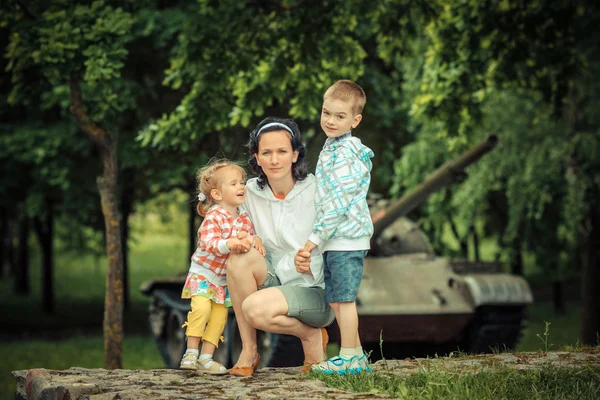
258, 262, 335, 328
323, 250, 367, 303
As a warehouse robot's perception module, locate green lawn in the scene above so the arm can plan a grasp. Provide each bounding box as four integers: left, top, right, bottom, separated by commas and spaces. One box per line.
516, 301, 582, 352
312, 364, 600, 400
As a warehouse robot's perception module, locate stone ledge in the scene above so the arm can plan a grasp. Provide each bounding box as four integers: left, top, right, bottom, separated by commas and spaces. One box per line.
14, 366, 392, 400
13, 351, 600, 400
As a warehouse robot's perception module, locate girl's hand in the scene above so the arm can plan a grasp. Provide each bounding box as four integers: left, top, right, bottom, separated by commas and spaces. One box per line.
295, 248, 313, 275
227, 238, 251, 253
253, 237, 267, 257
236, 231, 253, 248
234, 231, 253, 250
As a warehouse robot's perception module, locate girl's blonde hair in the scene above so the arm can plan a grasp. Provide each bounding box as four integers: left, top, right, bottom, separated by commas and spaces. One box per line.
196, 159, 246, 217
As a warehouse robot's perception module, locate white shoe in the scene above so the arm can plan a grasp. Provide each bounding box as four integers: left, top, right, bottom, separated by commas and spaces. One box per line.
197, 357, 228, 375
311, 356, 359, 375
179, 352, 198, 370
355, 354, 372, 372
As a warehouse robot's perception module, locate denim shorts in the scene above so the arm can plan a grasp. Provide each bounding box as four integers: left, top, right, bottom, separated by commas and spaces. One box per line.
323, 250, 367, 303
259, 264, 335, 328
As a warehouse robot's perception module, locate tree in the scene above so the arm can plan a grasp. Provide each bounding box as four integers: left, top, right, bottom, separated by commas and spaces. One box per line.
387, 0, 599, 344
3, 1, 136, 367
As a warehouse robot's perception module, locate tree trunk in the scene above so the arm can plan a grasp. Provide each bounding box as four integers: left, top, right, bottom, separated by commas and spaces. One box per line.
552, 281, 565, 315
580, 200, 600, 346
6, 214, 16, 280
0, 207, 7, 279
470, 224, 480, 261
70, 76, 124, 369
33, 200, 54, 314
13, 212, 30, 295
188, 178, 197, 260
511, 245, 524, 276
120, 169, 134, 311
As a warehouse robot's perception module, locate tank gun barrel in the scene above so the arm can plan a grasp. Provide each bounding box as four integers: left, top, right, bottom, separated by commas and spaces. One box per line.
370, 134, 498, 255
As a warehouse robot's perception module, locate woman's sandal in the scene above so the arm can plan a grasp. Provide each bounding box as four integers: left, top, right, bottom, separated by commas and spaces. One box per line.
299, 327, 329, 373
197, 357, 228, 375
229, 354, 261, 377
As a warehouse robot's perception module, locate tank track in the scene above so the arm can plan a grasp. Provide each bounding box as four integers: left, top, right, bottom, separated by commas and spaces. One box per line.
465, 305, 527, 353
152, 289, 191, 313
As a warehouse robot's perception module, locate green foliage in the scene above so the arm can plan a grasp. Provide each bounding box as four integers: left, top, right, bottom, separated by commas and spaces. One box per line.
139, 0, 368, 149
1, 0, 195, 254
386, 0, 600, 281
0, 121, 96, 217
411, 0, 584, 139
4, 1, 135, 121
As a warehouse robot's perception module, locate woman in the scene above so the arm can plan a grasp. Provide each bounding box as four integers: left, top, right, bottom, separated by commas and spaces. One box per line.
227, 117, 335, 377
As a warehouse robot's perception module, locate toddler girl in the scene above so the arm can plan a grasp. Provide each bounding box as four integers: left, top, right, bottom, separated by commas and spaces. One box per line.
180, 159, 265, 373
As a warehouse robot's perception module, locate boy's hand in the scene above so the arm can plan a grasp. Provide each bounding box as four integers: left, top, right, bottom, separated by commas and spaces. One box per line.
253, 236, 267, 257
227, 238, 251, 253
302, 240, 317, 253
295, 248, 313, 275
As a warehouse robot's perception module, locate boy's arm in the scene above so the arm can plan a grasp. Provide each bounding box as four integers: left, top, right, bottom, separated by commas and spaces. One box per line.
308, 153, 370, 246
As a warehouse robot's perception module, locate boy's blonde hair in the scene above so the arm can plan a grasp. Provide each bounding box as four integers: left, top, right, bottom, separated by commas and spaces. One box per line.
323, 79, 366, 115
196, 159, 246, 217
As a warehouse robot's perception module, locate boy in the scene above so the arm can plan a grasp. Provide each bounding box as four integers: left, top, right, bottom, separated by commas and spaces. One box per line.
302, 80, 374, 374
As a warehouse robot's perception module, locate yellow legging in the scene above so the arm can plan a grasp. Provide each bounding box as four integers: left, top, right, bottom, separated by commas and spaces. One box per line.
182, 296, 228, 347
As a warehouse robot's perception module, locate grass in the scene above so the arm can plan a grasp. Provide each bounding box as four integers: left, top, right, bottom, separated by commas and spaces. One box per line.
516, 301, 581, 352
310, 301, 593, 399
310, 365, 600, 400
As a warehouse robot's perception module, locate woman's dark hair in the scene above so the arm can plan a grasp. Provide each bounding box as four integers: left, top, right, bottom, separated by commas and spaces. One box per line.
247, 117, 308, 189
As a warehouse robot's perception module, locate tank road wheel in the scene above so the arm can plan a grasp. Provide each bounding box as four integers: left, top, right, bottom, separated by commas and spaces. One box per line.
162, 308, 187, 368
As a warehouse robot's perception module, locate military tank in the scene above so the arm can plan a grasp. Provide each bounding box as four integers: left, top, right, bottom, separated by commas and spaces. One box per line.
140, 134, 533, 368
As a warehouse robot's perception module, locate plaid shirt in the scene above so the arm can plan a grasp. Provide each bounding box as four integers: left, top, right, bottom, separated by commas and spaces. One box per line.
310, 132, 374, 246
191, 205, 254, 277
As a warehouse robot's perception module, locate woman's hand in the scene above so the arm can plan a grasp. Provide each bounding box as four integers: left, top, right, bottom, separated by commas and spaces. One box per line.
295, 248, 313, 275
253, 236, 267, 257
